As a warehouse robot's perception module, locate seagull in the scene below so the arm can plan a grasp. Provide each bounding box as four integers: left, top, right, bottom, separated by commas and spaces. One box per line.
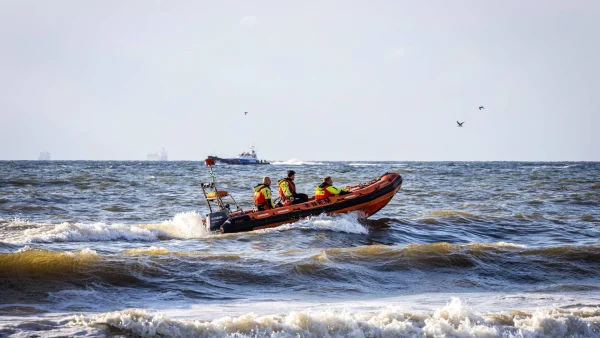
245, 112, 248, 115
479, 106, 484, 110
457, 121, 465, 127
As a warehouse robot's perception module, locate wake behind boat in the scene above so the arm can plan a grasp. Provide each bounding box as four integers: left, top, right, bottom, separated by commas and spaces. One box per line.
201, 159, 402, 233
208, 147, 269, 165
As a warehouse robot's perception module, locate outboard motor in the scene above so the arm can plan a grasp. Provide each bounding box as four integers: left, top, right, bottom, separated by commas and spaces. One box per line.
220, 214, 252, 233
206, 211, 229, 231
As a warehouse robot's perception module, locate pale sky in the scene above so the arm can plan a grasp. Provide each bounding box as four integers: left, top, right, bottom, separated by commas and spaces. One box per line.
0, 0, 598, 161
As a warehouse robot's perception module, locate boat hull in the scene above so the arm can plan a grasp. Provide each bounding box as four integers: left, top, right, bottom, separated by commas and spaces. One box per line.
219, 173, 402, 233
207, 156, 270, 165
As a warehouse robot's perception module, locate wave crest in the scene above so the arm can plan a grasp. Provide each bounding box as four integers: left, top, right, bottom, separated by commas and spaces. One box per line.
21, 222, 162, 243
271, 159, 325, 165
8, 212, 209, 244
72, 298, 600, 338
0, 247, 100, 277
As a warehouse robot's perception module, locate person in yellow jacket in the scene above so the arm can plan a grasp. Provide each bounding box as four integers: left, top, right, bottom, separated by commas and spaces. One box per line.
254, 177, 275, 210
278, 170, 309, 205
315, 176, 349, 200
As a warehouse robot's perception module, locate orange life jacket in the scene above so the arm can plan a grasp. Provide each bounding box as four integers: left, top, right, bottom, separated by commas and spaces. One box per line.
278, 178, 296, 199
253, 184, 271, 210
315, 183, 333, 200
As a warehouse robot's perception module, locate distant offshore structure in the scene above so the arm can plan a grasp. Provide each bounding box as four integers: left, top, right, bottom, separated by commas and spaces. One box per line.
38, 151, 51, 160
146, 148, 168, 161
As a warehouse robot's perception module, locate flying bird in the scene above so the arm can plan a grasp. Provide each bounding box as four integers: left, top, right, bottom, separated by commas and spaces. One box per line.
479, 106, 485, 110
457, 121, 465, 127
245, 112, 248, 115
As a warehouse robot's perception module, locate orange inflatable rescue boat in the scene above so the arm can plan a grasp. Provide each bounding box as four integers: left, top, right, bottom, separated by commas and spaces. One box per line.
200, 159, 402, 233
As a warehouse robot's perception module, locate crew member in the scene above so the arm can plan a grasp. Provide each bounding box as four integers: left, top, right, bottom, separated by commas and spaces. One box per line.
315, 176, 349, 200
278, 170, 309, 205
254, 177, 275, 210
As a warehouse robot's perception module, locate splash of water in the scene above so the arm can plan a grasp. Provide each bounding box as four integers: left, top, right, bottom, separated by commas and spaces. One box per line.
147, 211, 210, 239
21, 222, 162, 243
9, 212, 209, 243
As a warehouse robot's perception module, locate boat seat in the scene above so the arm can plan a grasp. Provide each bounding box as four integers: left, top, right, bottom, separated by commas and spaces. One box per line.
207, 191, 228, 199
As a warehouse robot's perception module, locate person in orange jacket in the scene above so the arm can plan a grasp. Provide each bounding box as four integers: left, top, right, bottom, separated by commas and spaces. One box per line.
315, 176, 349, 200
254, 177, 275, 210
278, 170, 308, 205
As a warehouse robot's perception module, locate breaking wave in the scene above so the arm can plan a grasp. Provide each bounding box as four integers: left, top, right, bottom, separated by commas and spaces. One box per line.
20, 222, 163, 243
71, 298, 600, 337
348, 163, 383, 166
2, 242, 597, 279
0, 246, 245, 280
8, 212, 209, 244
271, 159, 325, 165
0, 247, 101, 278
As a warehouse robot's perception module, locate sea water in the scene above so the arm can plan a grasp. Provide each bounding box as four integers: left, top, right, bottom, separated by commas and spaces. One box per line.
1, 161, 599, 337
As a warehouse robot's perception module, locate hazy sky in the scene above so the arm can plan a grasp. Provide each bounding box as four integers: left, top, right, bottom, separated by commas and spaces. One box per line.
1, 0, 598, 161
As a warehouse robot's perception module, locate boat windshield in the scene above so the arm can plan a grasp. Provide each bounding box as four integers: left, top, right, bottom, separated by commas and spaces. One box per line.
238, 150, 257, 158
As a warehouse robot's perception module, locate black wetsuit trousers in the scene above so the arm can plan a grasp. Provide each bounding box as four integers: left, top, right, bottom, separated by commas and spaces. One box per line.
291, 193, 309, 204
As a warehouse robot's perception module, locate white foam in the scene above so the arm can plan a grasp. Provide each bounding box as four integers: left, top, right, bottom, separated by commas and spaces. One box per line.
72, 297, 600, 338
271, 158, 325, 165
513, 306, 600, 337
20, 222, 164, 243
348, 163, 381, 166
260, 212, 368, 235
7, 216, 33, 225
424, 298, 498, 337
2, 217, 41, 231
6, 212, 211, 243
0, 218, 43, 243
530, 164, 577, 170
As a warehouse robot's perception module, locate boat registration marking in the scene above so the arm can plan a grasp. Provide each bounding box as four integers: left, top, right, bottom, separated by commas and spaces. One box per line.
277, 209, 289, 213
257, 213, 270, 217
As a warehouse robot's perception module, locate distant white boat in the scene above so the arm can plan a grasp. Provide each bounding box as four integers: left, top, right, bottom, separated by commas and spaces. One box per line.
38, 151, 51, 161
147, 148, 168, 161
207, 146, 269, 165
